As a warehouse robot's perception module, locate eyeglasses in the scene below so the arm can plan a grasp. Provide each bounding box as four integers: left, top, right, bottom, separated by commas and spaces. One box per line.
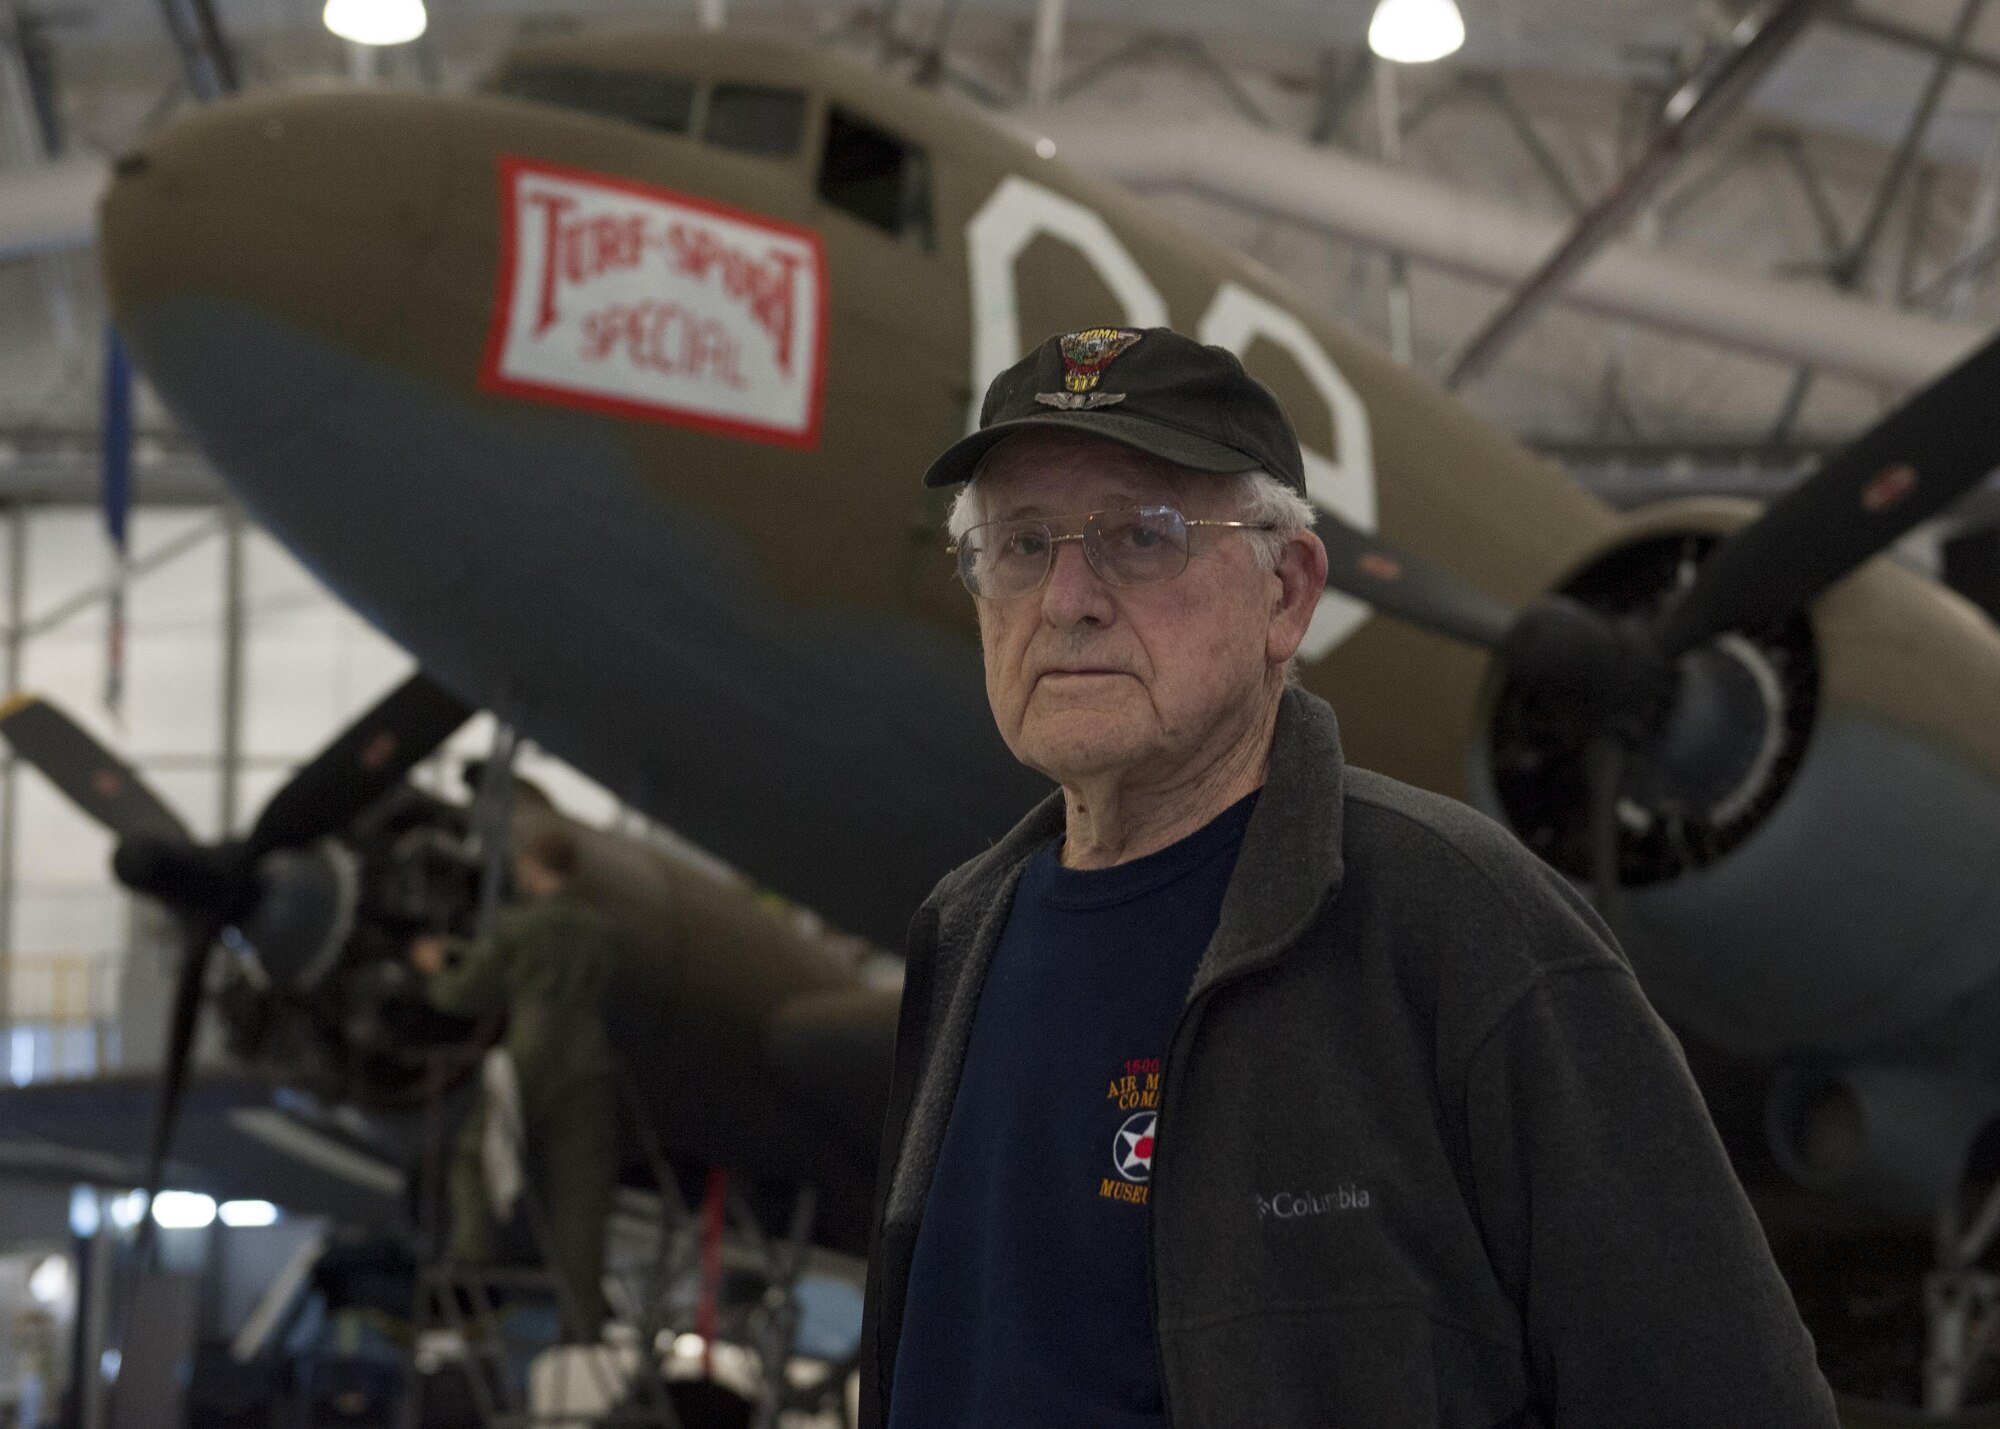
949, 505, 1278, 601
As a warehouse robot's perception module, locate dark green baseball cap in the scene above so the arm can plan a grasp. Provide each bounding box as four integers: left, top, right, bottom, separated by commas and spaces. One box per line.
920, 326, 1307, 496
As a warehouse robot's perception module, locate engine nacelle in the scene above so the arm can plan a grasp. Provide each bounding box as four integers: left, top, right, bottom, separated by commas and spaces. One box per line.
236, 842, 360, 989
1766, 1065, 2000, 1223
1473, 499, 2000, 1062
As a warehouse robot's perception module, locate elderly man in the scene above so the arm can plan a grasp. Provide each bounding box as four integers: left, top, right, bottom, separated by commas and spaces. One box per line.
858, 327, 1836, 1428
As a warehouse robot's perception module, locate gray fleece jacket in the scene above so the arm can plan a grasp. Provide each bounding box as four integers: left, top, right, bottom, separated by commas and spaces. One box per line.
859, 686, 1838, 1428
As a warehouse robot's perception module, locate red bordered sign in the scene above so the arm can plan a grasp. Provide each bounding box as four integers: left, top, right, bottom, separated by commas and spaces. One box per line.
480, 157, 829, 450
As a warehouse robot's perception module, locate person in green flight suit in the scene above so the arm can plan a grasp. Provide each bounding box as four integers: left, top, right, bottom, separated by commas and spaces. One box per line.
411, 826, 619, 1340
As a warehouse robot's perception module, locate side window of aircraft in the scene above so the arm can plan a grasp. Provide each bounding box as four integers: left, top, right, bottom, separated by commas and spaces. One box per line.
816, 106, 935, 250
493, 65, 697, 134
704, 84, 808, 157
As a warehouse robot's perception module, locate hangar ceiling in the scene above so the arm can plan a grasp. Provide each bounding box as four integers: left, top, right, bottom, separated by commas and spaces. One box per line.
3, 0, 1999, 510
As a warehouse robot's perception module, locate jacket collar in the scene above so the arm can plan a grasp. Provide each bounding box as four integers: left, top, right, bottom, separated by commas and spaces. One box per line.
1192, 685, 1346, 996
928, 684, 1348, 996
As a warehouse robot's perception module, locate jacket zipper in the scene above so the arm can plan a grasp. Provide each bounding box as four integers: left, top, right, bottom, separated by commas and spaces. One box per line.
861, 909, 941, 1429
1147, 977, 1222, 1429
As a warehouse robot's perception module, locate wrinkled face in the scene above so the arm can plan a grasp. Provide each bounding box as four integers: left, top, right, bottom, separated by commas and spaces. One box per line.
968, 430, 1296, 790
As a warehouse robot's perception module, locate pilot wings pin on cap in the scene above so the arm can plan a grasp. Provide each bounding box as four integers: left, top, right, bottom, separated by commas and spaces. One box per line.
920, 325, 1309, 496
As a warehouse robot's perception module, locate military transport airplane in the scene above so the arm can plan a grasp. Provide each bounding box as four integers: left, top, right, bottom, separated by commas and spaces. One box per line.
42, 23, 2000, 1419
0, 685, 897, 1254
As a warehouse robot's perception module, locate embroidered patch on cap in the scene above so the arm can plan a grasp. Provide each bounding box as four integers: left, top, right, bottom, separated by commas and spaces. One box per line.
1056, 327, 1142, 391
1034, 327, 1142, 411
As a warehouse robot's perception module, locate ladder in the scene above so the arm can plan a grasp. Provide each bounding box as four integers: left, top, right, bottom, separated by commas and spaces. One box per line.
401, 1056, 682, 1428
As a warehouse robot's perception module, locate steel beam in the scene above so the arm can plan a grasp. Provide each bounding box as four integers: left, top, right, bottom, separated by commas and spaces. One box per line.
1536, 436, 1839, 510
1758, 137, 1866, 441
1590, 326, 1647, 439
1308, 48, 1370, 145
412, 27, 441, 86
1769, 131, 1848, 259
1472, 74, 1585, 213
876, 0, 901, 63
217, 506, 244, 835
1656, 130, 1760, 233
1765, 364, 1816, 443
1897, 161, 1938, 305
1833, 0, 1982, 290
910, 0, 972, 88
1178, 37, 1273, 129
1917, 233, 2000, 307
1393, 72, 1466, 142
1376, 58, 1414, 365
6, 9, 64, 155
1830, 4, 2000, 83
156, 0, 237, 99
0, 24, 80, 347
1056, 33, 1164, 104
0, 153, 102, 259
1533, 436, 1836, 467
1057, 114, 1984, 386
0, 429, 222, 504
1943, 116, 2000, 315
345, 39, 375, 85
0, 507, 23, 1032
1771, 0, 1979, 441
1446, 0, 1832, 390
14, 513, 224, 643
1054, 32, 1272, 127
1025, 0, 1064, 108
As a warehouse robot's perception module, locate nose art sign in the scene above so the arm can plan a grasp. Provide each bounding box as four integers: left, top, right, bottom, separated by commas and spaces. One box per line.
481, 157, 828, 449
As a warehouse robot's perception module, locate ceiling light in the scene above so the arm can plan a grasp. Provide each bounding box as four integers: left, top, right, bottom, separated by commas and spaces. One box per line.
1368, 0, 1466, 64
218, 1199, 280, 1228
68, 1186, 101, 1238
323, 0, 427, 47
150, 1190, 216, 1230
106, 1190, 147, 1231
28, 1254, 71, 1308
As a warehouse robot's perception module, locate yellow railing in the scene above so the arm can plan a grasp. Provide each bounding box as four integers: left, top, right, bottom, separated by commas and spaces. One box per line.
5, 953, 117, 1025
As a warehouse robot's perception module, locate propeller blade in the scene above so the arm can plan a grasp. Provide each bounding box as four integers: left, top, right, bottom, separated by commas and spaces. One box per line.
247, 672, 474, 858
133, 910, 229, 1264
1312, 513, 1515, 651
1654, 328, 2000, 660
0, 694, 190, 844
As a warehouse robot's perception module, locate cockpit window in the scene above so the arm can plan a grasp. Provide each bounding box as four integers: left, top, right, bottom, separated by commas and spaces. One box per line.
817, 106, 934, 250
703, 84, 807, 157
494, 64, 696, 134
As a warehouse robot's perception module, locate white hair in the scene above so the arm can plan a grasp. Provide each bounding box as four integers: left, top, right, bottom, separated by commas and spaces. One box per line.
945, 467, 1315, 570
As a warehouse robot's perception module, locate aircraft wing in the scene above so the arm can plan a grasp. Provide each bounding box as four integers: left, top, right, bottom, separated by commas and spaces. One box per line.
0, 1072, 418, 1231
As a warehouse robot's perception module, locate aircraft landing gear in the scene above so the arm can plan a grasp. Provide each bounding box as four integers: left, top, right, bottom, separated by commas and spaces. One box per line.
745, 1185, 817, 1429
1925, 1176, 2000, 1416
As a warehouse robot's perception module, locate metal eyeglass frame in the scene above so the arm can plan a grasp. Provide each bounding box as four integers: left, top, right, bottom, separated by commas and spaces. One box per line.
947, 504, 1280, 599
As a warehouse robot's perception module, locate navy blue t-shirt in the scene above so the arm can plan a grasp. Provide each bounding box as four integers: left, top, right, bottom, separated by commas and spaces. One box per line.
889, 791, 1260, 1429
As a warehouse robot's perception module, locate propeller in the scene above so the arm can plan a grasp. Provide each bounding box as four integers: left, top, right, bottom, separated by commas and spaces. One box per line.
0, 694, 189, 844
1311, 325, 2000, 908
0, 671, 472, 1237
1311, 515, 1512, 651
1652, 335, 2000, 660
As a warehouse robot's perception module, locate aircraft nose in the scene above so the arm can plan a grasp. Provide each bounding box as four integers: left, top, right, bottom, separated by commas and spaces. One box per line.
101, 88, 449, 354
